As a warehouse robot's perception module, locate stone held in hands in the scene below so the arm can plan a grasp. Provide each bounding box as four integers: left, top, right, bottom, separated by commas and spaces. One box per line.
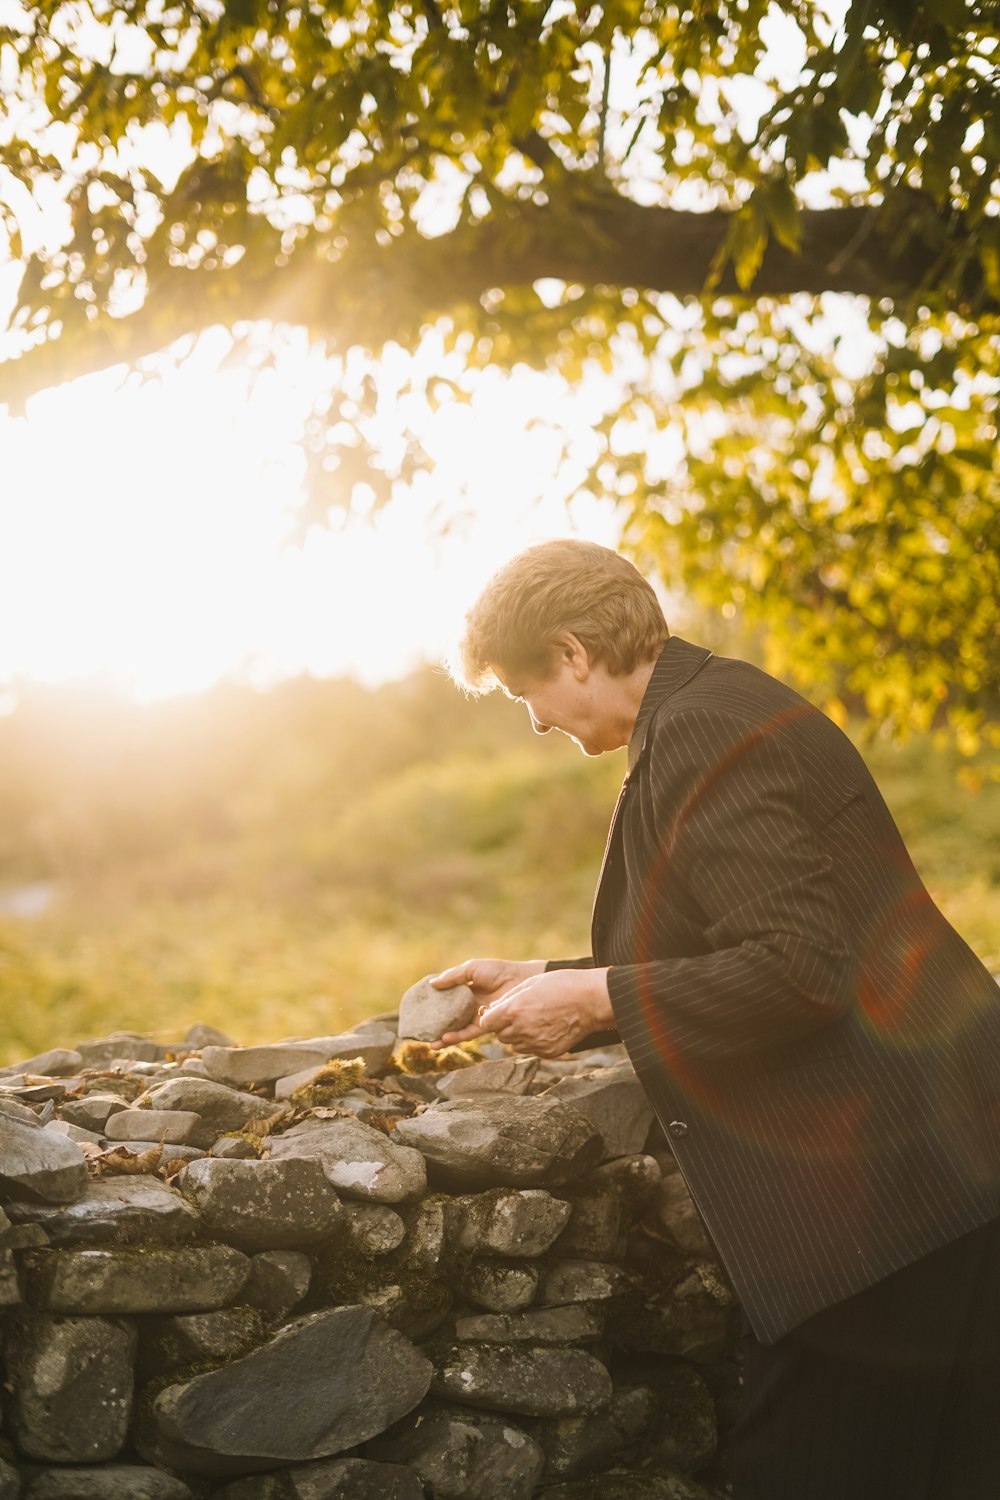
398, 975, 478, 1042
146, 1306, 432, 1475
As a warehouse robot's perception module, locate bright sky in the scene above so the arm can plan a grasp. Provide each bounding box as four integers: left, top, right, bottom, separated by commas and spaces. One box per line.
0, 2, 854, 703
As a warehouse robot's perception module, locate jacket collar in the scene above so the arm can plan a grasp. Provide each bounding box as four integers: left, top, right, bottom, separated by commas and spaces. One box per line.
627, 636, 713, 774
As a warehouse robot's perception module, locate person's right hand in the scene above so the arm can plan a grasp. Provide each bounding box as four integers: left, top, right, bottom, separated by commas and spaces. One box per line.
430, 957, 547, 1045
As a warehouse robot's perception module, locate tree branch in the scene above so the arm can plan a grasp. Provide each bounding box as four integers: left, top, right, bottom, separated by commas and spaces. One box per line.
0, 192, 971, 407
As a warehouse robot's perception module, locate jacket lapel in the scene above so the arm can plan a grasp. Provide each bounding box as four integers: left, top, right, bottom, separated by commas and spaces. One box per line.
590, 637, 714, 954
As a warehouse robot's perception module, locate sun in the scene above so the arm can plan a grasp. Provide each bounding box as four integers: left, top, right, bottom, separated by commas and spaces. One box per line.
0, 330, 621, 701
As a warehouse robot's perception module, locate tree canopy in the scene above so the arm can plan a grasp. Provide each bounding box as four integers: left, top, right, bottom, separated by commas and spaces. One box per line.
0, 0, 997, 750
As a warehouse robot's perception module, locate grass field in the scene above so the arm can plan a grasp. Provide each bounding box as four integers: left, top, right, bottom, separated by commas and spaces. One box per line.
0, 671, 996, 1067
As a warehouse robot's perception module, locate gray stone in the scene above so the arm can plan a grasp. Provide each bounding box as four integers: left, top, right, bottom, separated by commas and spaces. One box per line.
393, 1096, 602, 1188
0, 1097, 42, 1126
43, 1120, 103, 1145
7, 1083, 69, 1105
368, 1402, 544, 1500
205, 1025, 396, 1089
452, 1188, 572, 1258
653, 1172, 716, 1258
210, 1135, 260, 1158
0, 1049, 83, 1079
25, 1245, 251, 1314
0, 1116, 88, 1203
436, 1056, 539, 1098
0, 1204, 48, 1252
242, 1250, 312, 1320
341, 1202, 406, 1256
354, 1281, 452, 1340
175, 1156, 342, 1249
178, 1057, 210, 1076
24, 1467, 193, 1499
144, 1306, 432, 1475
0, 1458, 18, 1500
532, 1384, 657, 1478
138, 1078, 282, 1147
103, 1141, 204, 1161
554, 1181, 624, 1260
182, 1021, 237, 1048
75, 1033, 162, 1067
104, 1109, 202, 1145
642, 1364, 718, 1474
539, 1259, 632, 1306
455, 1305, 606, 1344
544, 1064, 654, 1160
3, 1177, 200, 1247
10, 1311, 136, 1461
217, 1457, 423, 1500
460, 1260, 539, 1312
140, 1307, 266, 1375
268, 1117, 426, 1202
395, 1198, 447, 1271
398, 975, 477, 1042
614, 1261, 736, 1361
539, 1471, 716, 1499
0, 1247, 21, 1304
432, 1343, 613, 1416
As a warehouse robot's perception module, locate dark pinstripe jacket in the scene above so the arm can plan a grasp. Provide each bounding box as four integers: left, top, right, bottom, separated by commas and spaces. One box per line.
553, 636, 1000, 1344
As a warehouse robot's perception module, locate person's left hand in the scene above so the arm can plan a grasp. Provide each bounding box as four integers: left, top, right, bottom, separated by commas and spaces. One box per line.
443, 966, 613, 1059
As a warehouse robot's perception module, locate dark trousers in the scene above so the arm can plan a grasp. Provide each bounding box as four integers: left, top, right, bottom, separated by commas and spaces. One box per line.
724, 1217, 1000, 1499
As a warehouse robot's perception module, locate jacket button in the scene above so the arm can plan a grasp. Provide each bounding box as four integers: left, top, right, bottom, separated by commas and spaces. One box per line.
668, 1120, 688, 1139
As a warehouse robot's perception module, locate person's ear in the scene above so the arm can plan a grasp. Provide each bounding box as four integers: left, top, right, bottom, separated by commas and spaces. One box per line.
555, 632, 590, 680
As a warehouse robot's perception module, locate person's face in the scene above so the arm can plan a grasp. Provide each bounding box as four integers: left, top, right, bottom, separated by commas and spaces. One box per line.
502, 645, 623, 757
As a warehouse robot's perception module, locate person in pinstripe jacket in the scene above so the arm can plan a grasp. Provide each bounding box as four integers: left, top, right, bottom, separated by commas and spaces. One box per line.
433, 538, 1000, 1499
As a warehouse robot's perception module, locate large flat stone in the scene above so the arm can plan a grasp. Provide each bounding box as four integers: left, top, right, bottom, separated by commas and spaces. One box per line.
24, 1468, 193, 1499
9, 1311, 136, 1462
398, 976, 477, 1041
268, 1117, 426, 1202
104, 1109, 202, 1145
0, 1049, 83, 1079
432, 1343, 613, 1417
203, 1024, 396, 1088
75, 1033, 163, 1067
25, 1245, 251, 1314
3, 1177, 201, 1246
217, 1457, 423, 1499
144, 1306, 432, 1475
455, 1305, 606, 1344
393, 1096, 602, 1188
543, 1064, 655, 1160
138, 1078, 284, 1147
368, 1402, 544, 1500
175, 1156, 342, 1248
0, 1117, 88, 1204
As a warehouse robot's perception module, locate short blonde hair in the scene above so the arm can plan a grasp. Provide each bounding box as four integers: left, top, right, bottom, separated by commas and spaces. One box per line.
453, 539, 668, 693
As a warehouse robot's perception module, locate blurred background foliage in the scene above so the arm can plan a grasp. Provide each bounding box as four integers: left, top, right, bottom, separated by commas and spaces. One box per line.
1, 654, 997, 1067
1, 0, 997, 749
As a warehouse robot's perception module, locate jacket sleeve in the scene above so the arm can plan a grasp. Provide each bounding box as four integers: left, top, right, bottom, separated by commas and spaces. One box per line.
607, 706, 854, 1069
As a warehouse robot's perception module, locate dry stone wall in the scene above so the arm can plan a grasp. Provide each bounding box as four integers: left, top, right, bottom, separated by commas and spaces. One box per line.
0, 1010, 741, 1500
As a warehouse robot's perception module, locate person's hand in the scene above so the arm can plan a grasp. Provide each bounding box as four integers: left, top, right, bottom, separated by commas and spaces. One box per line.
452, 966, 614, 1059
430, 958, 546, 1045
